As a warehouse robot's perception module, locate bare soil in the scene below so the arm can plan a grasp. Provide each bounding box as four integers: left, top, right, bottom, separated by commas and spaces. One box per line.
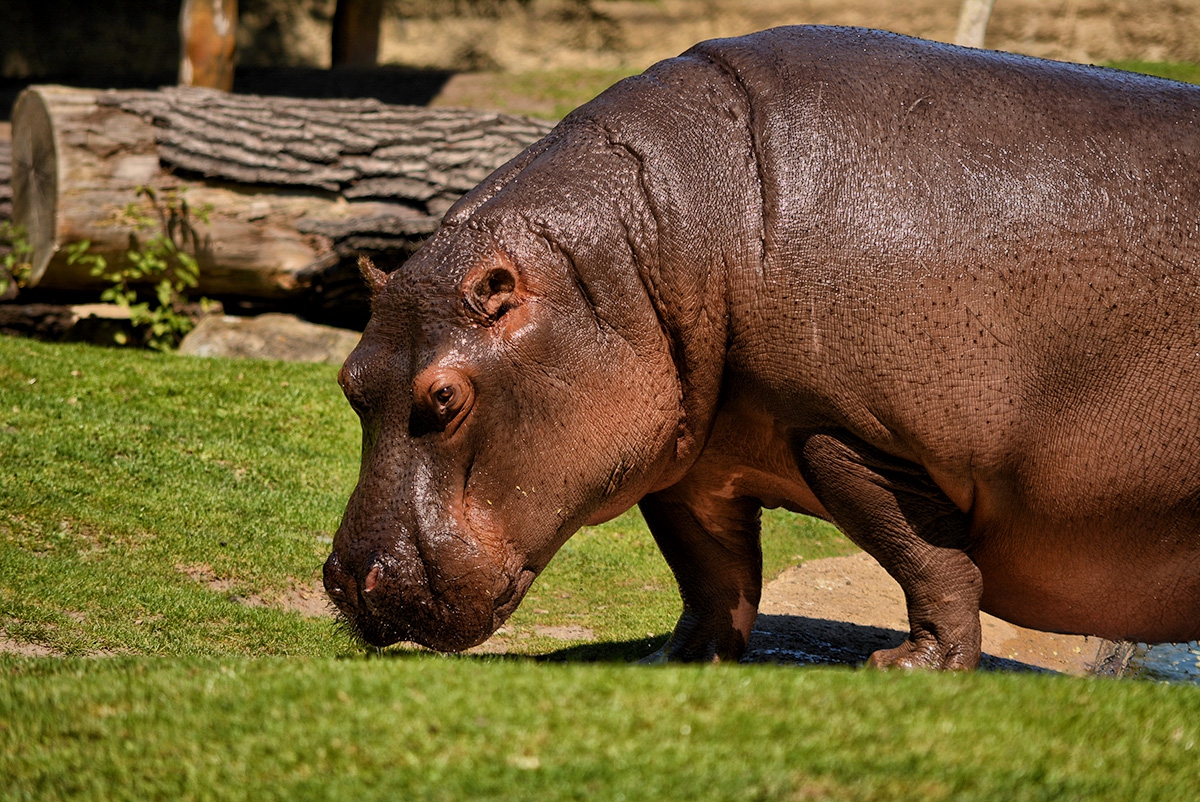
0, 634, 58, 657
747, 552, 1105, 674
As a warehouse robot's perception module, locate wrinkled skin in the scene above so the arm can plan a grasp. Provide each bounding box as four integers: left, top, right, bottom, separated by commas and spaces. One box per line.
325, 25, 1200, 668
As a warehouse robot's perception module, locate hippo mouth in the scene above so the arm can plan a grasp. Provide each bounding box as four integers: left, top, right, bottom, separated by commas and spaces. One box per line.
490, 566, 538, 623
324, 551, 539, 652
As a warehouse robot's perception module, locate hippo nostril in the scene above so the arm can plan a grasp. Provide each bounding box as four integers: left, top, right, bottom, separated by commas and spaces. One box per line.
364, 564, 382, 593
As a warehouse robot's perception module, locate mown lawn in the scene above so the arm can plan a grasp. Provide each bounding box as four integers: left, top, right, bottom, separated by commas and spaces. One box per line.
0, 336, 848, 660
4, 656, 1198, 802
1104, 59, 1200, 86
2, 335, 1199, 799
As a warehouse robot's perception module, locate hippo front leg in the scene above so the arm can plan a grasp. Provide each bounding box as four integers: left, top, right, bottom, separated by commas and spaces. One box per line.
795, 431, 983, 670
639, 489, 763, 663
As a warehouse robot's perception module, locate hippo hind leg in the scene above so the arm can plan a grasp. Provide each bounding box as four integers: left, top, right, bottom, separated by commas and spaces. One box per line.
638, 489, 763, 663
794, 431, 983, 670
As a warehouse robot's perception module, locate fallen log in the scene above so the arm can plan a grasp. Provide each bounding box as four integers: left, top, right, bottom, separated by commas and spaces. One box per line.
0, 302, 132, 342
10, 85, 553, 300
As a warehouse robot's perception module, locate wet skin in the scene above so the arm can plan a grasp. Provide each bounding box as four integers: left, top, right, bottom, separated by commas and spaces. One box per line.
324, 26, 1200, 668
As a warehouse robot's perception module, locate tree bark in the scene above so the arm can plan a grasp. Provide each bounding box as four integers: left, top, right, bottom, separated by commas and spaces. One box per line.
332, 0, 383, 68
179, 0, 239, 91
10, 84, 552, 301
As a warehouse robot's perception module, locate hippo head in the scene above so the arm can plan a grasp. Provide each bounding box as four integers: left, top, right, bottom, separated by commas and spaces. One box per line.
322, 154, 692, 650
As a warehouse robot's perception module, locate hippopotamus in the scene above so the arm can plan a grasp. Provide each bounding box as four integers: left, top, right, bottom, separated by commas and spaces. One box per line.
322, 25, 1200, 669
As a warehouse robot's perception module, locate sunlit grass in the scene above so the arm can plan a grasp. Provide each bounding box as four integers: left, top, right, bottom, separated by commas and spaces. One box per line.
0, 335, 848, 659
1102, 59, 1200, 85
4, 656, 1199, 801
5, 337, 1198, 800
432, 67, 641, 119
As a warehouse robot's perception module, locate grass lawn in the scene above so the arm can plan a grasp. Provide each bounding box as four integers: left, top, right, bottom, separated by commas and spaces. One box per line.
431, 67, 642, 120
0, 335, 849, 660
1103, 60, 1200, 86
3, 335, 1200, 799
5, 657, 1199, 802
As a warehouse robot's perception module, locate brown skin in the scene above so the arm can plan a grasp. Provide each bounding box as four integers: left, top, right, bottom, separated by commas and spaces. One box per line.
324, 26, 1200, 668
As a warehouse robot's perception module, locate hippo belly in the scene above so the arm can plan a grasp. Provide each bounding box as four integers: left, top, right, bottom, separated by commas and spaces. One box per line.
969, 463, 1200, 643
972, 522, 1200, 643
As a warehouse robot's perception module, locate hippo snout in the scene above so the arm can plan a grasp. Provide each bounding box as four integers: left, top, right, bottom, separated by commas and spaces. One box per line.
322, 536, 526, 652
321, 551, 355, 607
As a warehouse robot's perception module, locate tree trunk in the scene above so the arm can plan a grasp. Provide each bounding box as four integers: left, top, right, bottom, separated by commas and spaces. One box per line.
954, 0, 997, 49
179, 0, 239, 91
332, 0, 383, 68
10, 84, 552, 301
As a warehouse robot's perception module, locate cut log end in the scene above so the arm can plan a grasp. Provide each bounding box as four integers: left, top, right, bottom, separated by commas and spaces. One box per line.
11, 88, 58, 286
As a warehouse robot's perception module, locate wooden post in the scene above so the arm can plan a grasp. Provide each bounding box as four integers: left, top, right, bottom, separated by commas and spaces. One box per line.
954, 0, 997, 49
179, 0, 238, 91
331, 0, 384, 68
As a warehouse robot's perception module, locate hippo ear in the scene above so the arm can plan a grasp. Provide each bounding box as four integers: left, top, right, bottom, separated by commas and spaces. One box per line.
357, 255, 388, 296
463, 260, 518, 322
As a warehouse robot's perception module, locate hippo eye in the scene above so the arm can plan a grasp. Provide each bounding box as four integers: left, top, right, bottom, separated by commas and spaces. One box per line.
431, 385, 458, 418
427, 382, 463, 425
410, 369, 474, 437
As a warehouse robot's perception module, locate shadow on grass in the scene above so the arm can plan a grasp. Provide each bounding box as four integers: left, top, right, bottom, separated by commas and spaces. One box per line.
346, 615, 1062, 673
534, 635, 669, 664
747, 613, 1059, 674
347, 634, 672, 664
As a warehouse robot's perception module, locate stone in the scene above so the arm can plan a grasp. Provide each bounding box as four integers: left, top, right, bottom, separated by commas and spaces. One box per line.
178, 313, 360, 364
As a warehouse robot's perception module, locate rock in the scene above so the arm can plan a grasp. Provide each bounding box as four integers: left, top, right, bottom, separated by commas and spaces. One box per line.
177, 312, 360, 364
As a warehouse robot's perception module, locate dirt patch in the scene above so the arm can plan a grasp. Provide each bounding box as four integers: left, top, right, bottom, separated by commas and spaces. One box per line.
746, 552, 1105, 674
278, 580, 334, 618
467, 622, 598, 655
532, 624, 595, 641
176, 564, 335, 618
176, 562, 236, 594
0, 633, 59, 657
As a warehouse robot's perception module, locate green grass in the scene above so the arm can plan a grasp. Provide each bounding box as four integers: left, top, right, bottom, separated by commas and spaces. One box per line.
1102, 60, 1200, 85
4, 335, 1199, 800
0, 334, 848, 659
4, 657, 1199, 801
432, 67, 642, 119
0, 338, 361, 657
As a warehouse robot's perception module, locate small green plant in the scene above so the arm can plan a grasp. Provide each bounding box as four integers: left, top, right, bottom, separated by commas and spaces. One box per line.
71, 186, 214, 351
0, 220, 33, 296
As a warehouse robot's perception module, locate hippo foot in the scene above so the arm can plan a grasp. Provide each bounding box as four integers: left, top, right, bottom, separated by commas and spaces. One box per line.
866, 631, 981, 671
641, 608, 750, 663
640, 635, 743, 664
